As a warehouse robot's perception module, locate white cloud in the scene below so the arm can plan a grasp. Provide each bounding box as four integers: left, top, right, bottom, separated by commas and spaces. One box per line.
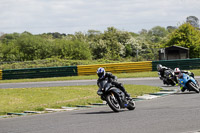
0, 0, 199, 34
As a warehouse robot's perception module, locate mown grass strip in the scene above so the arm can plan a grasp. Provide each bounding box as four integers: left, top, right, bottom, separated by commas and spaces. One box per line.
0, 84, 161, 115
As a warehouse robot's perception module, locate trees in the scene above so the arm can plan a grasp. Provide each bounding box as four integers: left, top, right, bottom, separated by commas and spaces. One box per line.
90, 39, 108, 59
186, 16, 199, 29
149, 26, 168, 38
89, 27, 132, 60
0, 41, 19, 61
136, 26, 169, 61
167, 26, 177, 33
17, 33, 52, 60
0, 33, 23, 61
67, 40, 92, 60
0, 32, 91, 61
101, 27, 126, 59
166, 23, 200, 58
1, 18, 200, 63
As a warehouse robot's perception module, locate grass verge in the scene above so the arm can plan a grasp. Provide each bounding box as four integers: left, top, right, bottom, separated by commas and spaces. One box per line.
0, 84, 161, 115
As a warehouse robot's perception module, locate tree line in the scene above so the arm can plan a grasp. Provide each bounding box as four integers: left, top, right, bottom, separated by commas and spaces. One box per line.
0, 16, 200, 62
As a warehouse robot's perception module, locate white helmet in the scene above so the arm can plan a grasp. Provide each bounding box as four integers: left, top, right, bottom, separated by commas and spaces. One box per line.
174, 68, 181, 75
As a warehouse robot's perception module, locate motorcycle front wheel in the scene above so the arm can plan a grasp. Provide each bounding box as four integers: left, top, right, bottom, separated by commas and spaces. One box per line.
106, 93, 120, 112
188, 81, 199, 93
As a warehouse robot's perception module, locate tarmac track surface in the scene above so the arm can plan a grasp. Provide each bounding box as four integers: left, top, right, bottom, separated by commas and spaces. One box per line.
0, 77, 200, 133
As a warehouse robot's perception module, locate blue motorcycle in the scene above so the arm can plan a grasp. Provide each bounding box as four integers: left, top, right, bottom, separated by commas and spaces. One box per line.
178, 73, 200, 93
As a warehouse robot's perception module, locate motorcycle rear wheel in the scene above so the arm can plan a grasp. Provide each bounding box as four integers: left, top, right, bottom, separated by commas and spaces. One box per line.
106, 94, 120, 112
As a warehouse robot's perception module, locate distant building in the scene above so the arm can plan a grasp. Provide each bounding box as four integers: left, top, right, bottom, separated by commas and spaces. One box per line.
159, 45, 189, 60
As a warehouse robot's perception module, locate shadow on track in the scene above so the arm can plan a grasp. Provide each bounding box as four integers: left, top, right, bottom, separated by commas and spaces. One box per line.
173, 91, 198, 95
75, 110, 127, 115
74, 111, 115, 115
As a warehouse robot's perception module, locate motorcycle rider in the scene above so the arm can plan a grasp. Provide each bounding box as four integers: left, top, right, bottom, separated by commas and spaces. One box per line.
157, 64, 178, 85
96, 67, 131, 99
174, 67, 195, 92
174, 68, 194, 78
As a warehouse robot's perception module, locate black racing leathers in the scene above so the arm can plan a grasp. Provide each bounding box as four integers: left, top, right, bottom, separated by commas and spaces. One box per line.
158, 67, 170, 78
97, 72, 129, 97
158, 67, 178, 84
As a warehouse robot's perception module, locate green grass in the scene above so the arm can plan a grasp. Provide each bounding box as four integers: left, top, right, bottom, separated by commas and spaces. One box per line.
0, 84, 161, 115
189, 69, 200, 76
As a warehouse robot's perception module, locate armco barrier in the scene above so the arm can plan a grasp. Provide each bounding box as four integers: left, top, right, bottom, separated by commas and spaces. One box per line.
0, 70, 2, 80
152, 58, 200, 71
2, 58, 199, 80
77, 61, 152, 76
2, 66, 77, 80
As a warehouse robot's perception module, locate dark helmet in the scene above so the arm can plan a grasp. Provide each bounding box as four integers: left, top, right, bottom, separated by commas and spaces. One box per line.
97, 67, 105, 79
157, 64, 162, 71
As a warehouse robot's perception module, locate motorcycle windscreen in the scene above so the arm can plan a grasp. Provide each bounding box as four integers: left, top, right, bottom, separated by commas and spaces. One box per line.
98, 80, 106, 88
104, 82, 112, 92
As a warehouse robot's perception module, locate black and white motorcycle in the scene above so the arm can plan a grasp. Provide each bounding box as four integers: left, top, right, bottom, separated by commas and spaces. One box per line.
158, 69, 177, 86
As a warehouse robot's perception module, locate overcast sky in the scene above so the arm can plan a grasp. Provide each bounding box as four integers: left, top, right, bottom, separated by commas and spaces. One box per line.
0, 0, 199, 34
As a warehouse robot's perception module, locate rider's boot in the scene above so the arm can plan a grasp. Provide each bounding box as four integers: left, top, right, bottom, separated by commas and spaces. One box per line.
123, 89, 131, 99
125, 92, 131, 100
181, 87, 186, 92
117, 83, 132, 99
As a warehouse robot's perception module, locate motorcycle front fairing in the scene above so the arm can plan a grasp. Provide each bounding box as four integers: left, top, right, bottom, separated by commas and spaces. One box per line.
98, 79, 127, 108
105, 83, 127, 108
179, 73, 197, 89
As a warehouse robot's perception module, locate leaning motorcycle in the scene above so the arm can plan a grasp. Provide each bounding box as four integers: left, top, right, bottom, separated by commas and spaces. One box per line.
97, 80, 135, 112
178, 73, 200, 93
158, 69, 177, 86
